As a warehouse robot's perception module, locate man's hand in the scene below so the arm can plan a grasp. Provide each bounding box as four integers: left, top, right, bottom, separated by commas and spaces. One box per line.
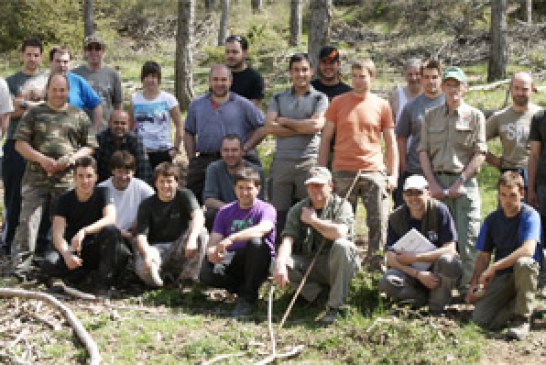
416, 271, 440, 289
39, 156, 58, 175
206, 238, 231, 264
466, 283, 486, 304
386, 175, 397, 192
70, 229, 86, 255
273, 262, 289, 288
62, 251, 82, 270
447, 179, 465, 199
143, 247, 160, 272
121, 229, 133, 241
395, 251, 416, 266
479, 266, 496, 286
300, 207, 317, 225
428, 180, 445, 199
184, 237, 199, 258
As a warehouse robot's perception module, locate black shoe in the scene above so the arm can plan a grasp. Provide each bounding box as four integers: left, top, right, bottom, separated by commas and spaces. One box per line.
318, 307, 340, 325
231, 298, 254, 318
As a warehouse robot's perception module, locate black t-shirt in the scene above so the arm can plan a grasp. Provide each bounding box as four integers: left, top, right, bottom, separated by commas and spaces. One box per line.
311, 79, 352, 101
55, 187, 112, 241
231, 67, 264, 101
136, 188, 200, 243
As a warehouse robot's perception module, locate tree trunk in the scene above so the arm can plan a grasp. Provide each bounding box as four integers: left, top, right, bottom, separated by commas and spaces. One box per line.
289, 0, 302, 47
308, 0, 332, 70
526, 0, 532, 24
218, 0, 230, 46
251, 0, 262, 13
176, 0, 195, 110
205, 0, 216, 11
487, 0, 507, 82
83, 0, 94, 37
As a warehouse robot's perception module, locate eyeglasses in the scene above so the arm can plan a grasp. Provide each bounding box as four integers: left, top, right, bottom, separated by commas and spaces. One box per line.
403, 189, 425, 196
87, 44, 103, 51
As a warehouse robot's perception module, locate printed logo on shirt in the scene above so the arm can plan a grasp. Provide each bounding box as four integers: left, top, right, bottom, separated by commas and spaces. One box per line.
230, 218, 254, 234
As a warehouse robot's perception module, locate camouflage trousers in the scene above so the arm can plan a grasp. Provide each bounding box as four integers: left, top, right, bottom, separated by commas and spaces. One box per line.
11, 183, 69, 275
134, 227, 208, 286
333, 170, 389, 258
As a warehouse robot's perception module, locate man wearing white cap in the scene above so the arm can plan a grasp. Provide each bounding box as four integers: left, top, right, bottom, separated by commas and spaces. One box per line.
379, 174, 462, 313
273, 166, 360, 324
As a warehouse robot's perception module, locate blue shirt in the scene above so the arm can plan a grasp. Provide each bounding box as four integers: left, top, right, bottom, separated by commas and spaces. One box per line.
67, 72, 101, 111
476, 203, 542, 274
184, 92, 264, 153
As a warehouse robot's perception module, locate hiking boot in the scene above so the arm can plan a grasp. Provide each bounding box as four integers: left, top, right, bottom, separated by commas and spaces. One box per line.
318, 307, 340, 325
231, 298, 254, 318
506, 317, 531, 341
149, 263, 163, 287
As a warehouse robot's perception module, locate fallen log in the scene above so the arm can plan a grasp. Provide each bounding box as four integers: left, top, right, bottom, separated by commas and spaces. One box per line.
0, 288, 101, 365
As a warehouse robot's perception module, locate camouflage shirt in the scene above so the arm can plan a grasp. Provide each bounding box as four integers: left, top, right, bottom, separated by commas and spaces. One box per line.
14, 104, 98, 188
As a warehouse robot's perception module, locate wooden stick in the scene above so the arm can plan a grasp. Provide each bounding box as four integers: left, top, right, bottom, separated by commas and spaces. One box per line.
279, 169, 362, 328
0, 288, 101, 365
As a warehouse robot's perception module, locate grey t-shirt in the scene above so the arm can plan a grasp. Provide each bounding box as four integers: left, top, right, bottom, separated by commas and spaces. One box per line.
267, 86, 328, 159
6, 71, 48, 140
72, 65, 123, 131
202, 160, 265, 202
395, 93, 445, 174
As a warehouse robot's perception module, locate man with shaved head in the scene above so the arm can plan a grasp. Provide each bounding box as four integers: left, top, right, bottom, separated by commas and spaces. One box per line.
487, 72, 540, 190
184, 64, 266, 204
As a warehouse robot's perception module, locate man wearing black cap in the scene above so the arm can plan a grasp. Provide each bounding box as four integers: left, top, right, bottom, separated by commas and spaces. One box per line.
311, 46, 352, 101
225, 35, 265, 108
73, 34, 123, 132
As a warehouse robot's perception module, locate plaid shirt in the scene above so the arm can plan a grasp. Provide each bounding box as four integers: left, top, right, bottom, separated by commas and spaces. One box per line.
95, 129, 152, 184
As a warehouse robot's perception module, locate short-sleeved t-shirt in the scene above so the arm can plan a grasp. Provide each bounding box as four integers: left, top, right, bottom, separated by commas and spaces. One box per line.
487, 104, 541, 169
98, 177, 154, 231
212, 199, 276, 256
386, 201, 457, 248
0, 78, 14, 116
231, 67, 264, 101
14, 104, 98, 187
72, 65, 123, 130
133, 90, 178, 151
202, 160, 264, 202
282, 194, 353, 255
310, 79, 352, 101
476, 203, 542, 274
395, 93, 445, 174
67, 72, 102, 111
325, 92, 393, 172
529, 109, 546, 186
55, 186, 113, 241
6, 70, 48, 139
184, 92, 264, 154
136, 188, 200, 243
267, 86, 329, 160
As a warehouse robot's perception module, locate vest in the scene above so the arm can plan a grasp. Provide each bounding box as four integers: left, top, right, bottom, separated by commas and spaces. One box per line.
389, 198, 440, 245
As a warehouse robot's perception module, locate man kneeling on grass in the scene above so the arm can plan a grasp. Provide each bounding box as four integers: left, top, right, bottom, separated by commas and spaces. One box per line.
200, 167, 276, 317
378, 174, 462, 313
134, 162, 207, 287
467, 171, 542, 340
43, 156, 130, 291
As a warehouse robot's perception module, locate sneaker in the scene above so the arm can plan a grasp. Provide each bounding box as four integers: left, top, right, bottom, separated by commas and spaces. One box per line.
506, 317, 531, 341
318, 307, 340, 325
149, 263, 163, 287
231, 298, 254, 318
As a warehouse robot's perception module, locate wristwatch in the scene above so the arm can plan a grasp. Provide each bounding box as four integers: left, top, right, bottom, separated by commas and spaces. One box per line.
20, 100, 28, 110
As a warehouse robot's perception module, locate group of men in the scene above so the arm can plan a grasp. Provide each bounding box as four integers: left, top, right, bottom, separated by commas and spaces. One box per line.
0, 35, 544, 334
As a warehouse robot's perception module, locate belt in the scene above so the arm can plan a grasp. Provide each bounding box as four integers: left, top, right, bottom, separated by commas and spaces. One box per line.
198, 152, 221, 158
435, 171, 459, 176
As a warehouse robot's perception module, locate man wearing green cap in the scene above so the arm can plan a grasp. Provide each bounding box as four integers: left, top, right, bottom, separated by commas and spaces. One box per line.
418, 66, 487, 289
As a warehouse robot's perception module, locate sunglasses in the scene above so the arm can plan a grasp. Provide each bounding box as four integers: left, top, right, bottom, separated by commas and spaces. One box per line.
87, 44, 103, 51
403, 189, 425, 197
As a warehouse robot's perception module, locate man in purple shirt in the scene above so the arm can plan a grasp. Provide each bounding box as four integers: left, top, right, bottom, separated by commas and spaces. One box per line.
200, 167, 276, 318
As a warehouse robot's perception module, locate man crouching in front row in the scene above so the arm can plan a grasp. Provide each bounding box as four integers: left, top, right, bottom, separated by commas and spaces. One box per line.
42, 156, 130, 291
134, 162, 208, 287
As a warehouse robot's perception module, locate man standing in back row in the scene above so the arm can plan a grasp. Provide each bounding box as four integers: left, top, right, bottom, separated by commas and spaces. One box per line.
418, 66, 487, 288
311, 46, 352, 101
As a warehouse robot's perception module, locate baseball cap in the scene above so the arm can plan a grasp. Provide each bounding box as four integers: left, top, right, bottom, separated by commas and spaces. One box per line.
443, 66, 466, 83
403, 175, 429, 191
305, 167, 332, 185
84, 34, 105, 47
319, 46, 340, 62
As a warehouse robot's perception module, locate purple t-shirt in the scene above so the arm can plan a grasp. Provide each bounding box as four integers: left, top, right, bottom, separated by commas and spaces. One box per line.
212, 199, 276, 256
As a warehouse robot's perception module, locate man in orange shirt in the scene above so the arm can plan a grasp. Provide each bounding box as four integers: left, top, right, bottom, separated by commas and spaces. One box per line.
318, 59, 398, 269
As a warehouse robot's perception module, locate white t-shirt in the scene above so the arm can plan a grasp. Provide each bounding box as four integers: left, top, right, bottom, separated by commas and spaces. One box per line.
132, 90, 178, 150
99, 177, 155, 231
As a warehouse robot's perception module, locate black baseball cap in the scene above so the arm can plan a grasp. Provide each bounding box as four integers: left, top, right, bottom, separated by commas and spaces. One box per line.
319, 46, 340, 62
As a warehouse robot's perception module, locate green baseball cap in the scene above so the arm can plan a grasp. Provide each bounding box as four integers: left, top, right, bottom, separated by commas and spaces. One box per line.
443, 66, 466, 83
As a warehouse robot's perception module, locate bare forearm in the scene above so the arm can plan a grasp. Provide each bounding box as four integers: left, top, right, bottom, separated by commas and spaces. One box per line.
187, 210, 205, 242
92, 105, 103, 131
135, 235, 151, 257
461, 153, 485, 180
385, 251, 420, 277
15, 140, 46, 163
309, 218, 348, 241
227, 221, 274, 243
184, 133, 196, 159
243, 126, 266, 152
397, 136, 407, 173
415, 243, 457, 263
280, 117, 324, 134
491, 241, 536, 272
419, 151, 437, 183
266, 122, 298, 137
469, 254, 490, 286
